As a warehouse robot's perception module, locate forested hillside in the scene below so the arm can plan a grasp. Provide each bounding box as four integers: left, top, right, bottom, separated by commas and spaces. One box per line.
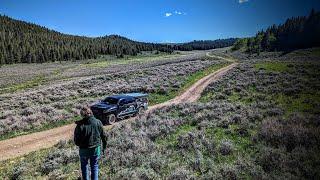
232, 9, 320, 53
0, 15, 235, 65
0, 15, 172, 64
173, 39, 237, 51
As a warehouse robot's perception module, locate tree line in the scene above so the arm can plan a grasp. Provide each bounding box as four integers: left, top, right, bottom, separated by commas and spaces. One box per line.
232, 9, 320, 53
0, 15, 236, 65
172, 39, 237, 51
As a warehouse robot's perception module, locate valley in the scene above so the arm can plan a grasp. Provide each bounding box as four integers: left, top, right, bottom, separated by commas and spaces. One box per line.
0, 48, 319, 179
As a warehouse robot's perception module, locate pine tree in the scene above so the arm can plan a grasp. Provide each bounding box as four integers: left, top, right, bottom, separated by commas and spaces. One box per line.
233, 9, 320, 53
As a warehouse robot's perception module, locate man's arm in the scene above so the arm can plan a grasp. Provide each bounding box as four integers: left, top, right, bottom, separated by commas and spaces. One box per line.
74, 125, 81, 146
99, 123, 107, 152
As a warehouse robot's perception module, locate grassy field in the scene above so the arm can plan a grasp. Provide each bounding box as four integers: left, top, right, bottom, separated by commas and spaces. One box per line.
84, 52, 182, 68
254, 62, 292, 72
198, 56, 320, 178
1, 49, 319, 179
0, 51, 183, 94
0, 51, 226, 140
0, 75, 46, 94
254, 61, 320, 116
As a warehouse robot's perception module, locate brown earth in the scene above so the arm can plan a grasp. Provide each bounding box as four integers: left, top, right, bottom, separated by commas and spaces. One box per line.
0, 55, 237, 161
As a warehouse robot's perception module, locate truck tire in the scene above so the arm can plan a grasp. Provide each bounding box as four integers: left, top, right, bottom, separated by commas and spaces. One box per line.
108, 114, 116, 125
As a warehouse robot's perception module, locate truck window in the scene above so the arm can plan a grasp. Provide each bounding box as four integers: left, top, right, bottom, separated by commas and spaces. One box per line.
119, 99, 126, 106
104, 97, 118, 105
127, 97, 135, 104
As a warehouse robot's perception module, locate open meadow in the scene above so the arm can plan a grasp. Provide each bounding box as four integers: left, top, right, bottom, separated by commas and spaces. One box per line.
1, 48, 319, 179
1, 2, 320, 179
0, 50, 228, 139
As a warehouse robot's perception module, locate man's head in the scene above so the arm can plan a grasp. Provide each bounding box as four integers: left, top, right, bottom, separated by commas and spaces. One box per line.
80, 106, 93, 118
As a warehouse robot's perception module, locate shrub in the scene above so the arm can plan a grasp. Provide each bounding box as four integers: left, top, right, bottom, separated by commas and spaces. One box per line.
41, 148, 78, 174
0, 57, 220, 135
177, 132, 195, 150
219, 139, 234, 156
20, 107, 35, 116
48, 169, 66, 180
265, 108, 284, 117
55, 140, 68, 149
258, 116, 319, 151
218, 164, 239, 180
167, 167, 195, 180
11, 163, 28, 180
256, 146, 287, 173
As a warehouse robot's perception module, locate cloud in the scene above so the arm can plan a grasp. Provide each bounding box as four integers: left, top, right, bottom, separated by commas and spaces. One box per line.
165, 12, 172, 17
165, 11, 186, 17
239, 0, 249, 3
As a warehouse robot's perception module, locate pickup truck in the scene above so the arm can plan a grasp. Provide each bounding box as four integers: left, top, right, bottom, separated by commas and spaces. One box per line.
90, 93, 148, 125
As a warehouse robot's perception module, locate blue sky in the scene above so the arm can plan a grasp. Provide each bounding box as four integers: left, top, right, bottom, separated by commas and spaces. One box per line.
0, 0, 319, 43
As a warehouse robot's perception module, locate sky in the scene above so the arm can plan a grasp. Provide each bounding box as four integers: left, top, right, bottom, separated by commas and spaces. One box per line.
0, 0, 320, 43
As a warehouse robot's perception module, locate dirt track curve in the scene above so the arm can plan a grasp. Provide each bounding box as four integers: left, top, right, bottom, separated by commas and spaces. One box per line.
0, 54, 238, 161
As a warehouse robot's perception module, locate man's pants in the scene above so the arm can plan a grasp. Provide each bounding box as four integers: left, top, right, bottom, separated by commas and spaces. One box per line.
80, 155, 100, 180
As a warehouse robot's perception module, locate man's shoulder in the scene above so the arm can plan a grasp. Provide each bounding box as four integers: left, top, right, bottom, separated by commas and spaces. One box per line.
89, 116, 102, 125
75, 118, 87, 126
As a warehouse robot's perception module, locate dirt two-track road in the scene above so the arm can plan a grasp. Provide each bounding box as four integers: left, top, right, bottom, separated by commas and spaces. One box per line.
0, 54, 238, 161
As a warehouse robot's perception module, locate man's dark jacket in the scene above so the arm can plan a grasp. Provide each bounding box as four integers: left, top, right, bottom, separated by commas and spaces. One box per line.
74, 116, 107, 150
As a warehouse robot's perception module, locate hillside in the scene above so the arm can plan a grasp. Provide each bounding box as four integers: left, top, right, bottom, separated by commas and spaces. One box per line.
172, 39, 238, 51
0, 15, 170, 64
0, 15, 236, 65
232, 9, 320, 53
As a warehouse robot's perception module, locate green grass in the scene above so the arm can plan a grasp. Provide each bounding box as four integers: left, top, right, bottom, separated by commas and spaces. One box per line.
182, 63, 229, 90
148, 92, 176, 105
0, 52, 179, 94
228, 92, 241, 102
155, 124, 196, 147
254, 62, 293, 72
0, 75, 46, 94
276, 92, 320, 115
155, 122, 255, 170
149, 62, 230, 106
254, 61, 320, 116
0, 116, 81, 141
230, 86, 257, 104
0, 148, 51, 179
287, 47, 320, 57
154, 123, 199, 176
83, 52, 180, 68
0, 142, 80, 179
205, 125, 255, 164
199, 92, 215, 103
310, 47, 320, 57
200, 85, 257, 105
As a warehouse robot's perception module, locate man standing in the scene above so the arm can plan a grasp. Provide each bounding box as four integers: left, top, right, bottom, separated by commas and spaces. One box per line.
74, 106, 107, 180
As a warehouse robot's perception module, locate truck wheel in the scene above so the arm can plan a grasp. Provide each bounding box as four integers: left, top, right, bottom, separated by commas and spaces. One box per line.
108, 114, 116, 125
138, 107, 145, 115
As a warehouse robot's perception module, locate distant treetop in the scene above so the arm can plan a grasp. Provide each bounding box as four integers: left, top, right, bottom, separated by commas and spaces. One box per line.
232, 9, 320, 53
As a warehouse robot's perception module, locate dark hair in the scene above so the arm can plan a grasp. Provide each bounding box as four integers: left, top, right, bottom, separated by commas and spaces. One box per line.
80, 106, 93, 118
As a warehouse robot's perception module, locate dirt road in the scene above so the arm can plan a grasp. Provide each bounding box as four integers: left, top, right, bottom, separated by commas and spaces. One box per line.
0, 55, 238, 161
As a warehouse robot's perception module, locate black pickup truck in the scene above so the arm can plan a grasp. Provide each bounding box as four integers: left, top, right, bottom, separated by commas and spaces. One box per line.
90, 93, 148, 125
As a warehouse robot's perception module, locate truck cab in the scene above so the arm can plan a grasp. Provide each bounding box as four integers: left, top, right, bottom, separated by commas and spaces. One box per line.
90, 93, 148, 125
